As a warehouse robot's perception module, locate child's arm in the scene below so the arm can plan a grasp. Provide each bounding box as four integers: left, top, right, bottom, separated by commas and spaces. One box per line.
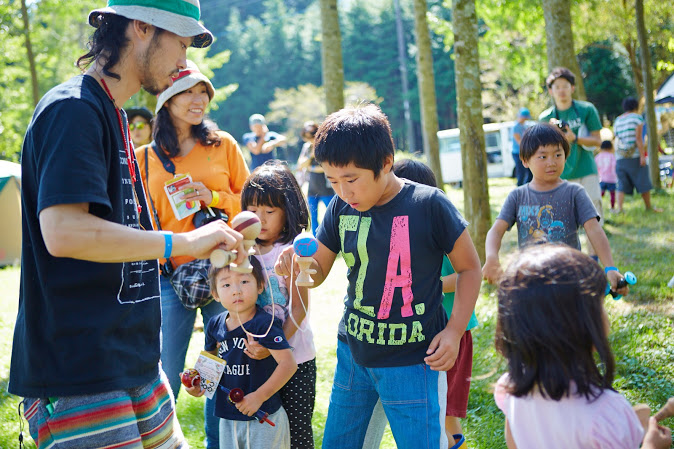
441, 272, 457, 293
642, 417, 672, 449
504, 419, 518, 449
583, 218, 628, 294
235, 347, 297, 417
482, 219, 509, 284
275, 240, 337, 289
424, 230, 481, 371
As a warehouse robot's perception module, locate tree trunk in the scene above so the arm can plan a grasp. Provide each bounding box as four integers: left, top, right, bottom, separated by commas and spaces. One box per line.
394, 0, 415, 152
320, 0, 344, 114
635, 0, 660, 189
624, 40, 644, 100
541, 0, 587, 100
412, 0, 443, 187
20, 0, 39, 106
452, 0, 490, 262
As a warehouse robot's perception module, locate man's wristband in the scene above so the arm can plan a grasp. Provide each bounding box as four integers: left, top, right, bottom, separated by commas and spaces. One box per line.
604, 266, 618, 274
159, 231, 173, 259
208, 190, 220, 208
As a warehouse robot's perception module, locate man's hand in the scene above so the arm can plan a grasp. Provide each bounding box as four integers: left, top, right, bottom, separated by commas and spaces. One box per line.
179, 221, 245, 264
424, 327, 461, 371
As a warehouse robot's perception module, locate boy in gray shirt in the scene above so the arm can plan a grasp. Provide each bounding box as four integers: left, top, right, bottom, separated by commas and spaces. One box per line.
482, 123, 628, 297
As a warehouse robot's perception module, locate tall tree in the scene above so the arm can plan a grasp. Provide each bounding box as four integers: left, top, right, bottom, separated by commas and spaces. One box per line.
394, 0, 415, 151
541, 0, 587, 100
452, 0, 490, 261
412, 0, 443, 185
635, 0, 660, 189
320, 0, 345, 113
19, 0, 39, 107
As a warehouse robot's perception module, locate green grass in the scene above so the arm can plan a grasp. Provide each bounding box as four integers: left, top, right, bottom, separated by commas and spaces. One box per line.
1, 178, 672, 448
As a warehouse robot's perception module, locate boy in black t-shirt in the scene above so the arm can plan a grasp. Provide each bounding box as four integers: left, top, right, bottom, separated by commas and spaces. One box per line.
185, 257, 297, 449
275, 104, 482, 449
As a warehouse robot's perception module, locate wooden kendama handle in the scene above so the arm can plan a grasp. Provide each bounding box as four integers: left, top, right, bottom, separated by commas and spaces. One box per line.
654, 397, 674, 422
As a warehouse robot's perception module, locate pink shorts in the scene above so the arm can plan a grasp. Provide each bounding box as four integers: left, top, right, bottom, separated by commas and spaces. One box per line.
445, 330, 473, 418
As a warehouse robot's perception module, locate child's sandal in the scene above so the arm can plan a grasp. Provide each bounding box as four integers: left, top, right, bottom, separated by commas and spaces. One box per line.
450, 433, 467, 449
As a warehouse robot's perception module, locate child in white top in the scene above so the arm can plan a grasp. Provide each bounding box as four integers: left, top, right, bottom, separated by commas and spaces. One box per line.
494, 244, 671, 449
241, 161, 317, 449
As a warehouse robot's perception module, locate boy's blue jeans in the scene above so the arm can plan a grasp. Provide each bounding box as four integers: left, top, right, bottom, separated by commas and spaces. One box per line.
322, 340, 448, 449
160, 276, 224, 449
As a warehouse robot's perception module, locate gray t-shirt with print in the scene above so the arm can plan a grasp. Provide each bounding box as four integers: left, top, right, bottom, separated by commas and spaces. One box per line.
498, 181, 599, 250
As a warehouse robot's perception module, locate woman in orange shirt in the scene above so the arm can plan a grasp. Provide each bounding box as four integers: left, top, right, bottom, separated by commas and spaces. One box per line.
135, 60, 249, 449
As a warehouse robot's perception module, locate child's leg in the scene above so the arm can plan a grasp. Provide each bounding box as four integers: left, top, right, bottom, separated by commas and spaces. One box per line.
610, 189, 616, 209
445, 330, 473, 447
375, 364, 448, 449
362, 399, 388, 449
446, 416, 462, 444
322, 340, 380, 448
279, 358, 317, 449
248, 407, 291, 449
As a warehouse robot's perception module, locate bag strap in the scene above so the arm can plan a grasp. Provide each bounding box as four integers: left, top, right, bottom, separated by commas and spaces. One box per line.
144, 145, 164, 232
151, 141, 176, 175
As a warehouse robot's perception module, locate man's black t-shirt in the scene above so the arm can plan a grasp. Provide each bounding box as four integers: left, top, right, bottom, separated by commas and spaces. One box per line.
9, 75, 161, 397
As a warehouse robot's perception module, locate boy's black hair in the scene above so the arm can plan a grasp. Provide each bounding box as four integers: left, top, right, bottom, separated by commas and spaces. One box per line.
314, 104, 395, 179
240, 161, 310, 245
621, 97, 639, 112
519, 123, 570, 162
495, 244, 614, 402
208, 256, 265, 296
546, 66, 576, 89
600, 140, 613, 150
153, 108, 222, 158
392, 159, 437, 188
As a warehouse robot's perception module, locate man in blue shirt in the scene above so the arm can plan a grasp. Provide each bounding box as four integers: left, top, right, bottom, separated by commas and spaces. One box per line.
512, 107, 532, 186
243, 113, 287, 169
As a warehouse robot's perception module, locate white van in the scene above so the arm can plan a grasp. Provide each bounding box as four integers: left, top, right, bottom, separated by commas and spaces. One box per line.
437, 121, 517, 184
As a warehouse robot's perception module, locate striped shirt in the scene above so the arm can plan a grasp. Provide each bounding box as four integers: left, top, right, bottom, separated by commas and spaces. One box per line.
613, 112, 643, 159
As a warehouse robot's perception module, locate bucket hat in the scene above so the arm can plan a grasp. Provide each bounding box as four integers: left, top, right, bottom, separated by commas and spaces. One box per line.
126, 106, 153, 122
249, 114, 266, 126
518, 108, 531, 119
155, 60, 215, 113
89, 0, 213, 48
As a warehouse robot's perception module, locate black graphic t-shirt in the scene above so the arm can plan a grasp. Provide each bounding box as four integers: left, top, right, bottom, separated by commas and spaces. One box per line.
9, 75, 160, 397
205, 307, 290, 421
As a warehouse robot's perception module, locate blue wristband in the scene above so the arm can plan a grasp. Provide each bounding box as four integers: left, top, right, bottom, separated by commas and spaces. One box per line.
160, 231, 173, 259
604, 266, 618, 274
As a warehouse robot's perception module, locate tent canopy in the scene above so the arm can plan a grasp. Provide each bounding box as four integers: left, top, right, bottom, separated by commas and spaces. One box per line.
655, 73, 674, 104
0, 160, 21, 266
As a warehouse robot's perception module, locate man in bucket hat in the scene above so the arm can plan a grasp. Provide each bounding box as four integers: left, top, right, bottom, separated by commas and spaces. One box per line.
9, 1, 246, 447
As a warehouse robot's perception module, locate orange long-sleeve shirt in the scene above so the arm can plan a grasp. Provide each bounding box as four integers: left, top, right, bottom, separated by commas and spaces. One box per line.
136, 131, 250, 268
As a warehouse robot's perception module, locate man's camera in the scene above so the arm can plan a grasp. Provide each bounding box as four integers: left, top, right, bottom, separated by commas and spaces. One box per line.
551, 118, 570, 132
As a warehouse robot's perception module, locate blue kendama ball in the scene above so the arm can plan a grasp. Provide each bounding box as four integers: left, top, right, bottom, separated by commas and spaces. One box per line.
293, 233, 318, 257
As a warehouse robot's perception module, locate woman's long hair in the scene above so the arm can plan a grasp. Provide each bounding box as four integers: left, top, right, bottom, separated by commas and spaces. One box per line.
153, 107, 222, 158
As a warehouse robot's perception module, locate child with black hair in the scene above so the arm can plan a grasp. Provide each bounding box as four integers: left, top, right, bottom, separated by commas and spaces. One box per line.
184, 257, 297, 449
595, 140, 618, 212
494, 244, 671, 449
275, 104, 482, 449
240, 161, 317, 449
482, 123, 628, 297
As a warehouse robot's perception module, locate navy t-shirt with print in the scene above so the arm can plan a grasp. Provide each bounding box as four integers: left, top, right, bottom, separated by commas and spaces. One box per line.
317, 181, 468, 367
206, 307, 291, 421
9, 75, 161, 397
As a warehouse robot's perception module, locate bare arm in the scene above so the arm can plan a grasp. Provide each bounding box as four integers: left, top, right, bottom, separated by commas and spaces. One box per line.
483, 219, 509, 284
275, 240, 337, 289
261, 134, 287, 154
424, 230, 481, 371
283, 275, 309, 340
247, 137, 265, 155
39, 203, 246, 264
505, 419, 518, 449
441, 271, 457, 293
583, 218, 627, 294
235, 347, 297, 416
578, 130, 602, 149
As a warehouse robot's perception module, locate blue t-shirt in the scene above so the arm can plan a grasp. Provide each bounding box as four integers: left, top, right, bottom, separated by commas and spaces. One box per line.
512, 122, 527, 155
205, 307, 291, 421
318, 180, 468, 367
10, 75, 161, 397
242, 131, 283, 169
497, 181, 599, 250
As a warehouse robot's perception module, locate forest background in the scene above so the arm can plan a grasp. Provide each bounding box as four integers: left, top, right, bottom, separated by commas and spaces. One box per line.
1, 0, 673, 163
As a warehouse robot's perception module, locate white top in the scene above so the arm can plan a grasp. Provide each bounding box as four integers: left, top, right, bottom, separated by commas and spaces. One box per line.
494, 373, 644, 449
255, 242, 316, 364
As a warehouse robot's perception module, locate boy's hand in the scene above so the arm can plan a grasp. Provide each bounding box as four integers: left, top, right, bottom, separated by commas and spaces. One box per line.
244, 335, 271, 360
274, 246, 299, 277
642, 417, 672, 449
183, 383, 205, 398
424, 328, 461, 371
236, 391, 265, 417
607, 270, 629, 296
482, 256, 503, 284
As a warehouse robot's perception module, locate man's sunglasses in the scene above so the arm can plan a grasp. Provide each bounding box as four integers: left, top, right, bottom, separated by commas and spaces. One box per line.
130, 122, 147, 131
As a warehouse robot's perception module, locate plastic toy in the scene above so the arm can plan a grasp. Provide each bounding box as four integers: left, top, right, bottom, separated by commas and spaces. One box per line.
180, 368, 201, 388
606, 271, 637, 300
220, 385, 275, 426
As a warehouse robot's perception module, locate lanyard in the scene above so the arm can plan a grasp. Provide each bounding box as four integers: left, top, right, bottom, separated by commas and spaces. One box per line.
100, 78, 142, 217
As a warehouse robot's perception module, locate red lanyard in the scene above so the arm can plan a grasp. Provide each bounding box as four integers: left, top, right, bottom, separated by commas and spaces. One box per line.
100, 78, 142, 216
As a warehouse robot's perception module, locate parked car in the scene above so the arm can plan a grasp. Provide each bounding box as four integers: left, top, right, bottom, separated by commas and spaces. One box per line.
437, 121, 520, 184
